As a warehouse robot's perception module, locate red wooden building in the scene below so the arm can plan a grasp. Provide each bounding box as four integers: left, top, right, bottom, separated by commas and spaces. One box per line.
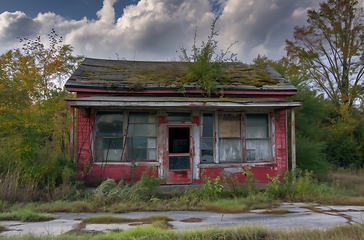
65, 58, 301, 185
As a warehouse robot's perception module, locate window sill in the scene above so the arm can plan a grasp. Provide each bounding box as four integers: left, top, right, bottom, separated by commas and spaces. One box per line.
198, 162, 274, 168
93, 161, 160, 166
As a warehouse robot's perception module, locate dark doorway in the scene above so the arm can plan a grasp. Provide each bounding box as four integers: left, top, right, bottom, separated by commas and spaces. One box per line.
169, 127, 190, 153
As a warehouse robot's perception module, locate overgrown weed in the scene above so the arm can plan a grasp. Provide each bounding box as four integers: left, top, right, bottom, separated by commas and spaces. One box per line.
0, 208, 53, 222
92, 172, 161, 208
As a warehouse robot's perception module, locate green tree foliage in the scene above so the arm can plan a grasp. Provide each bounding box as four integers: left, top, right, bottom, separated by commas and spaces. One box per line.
286, 0, 364, 107
323, 104, 364, 168
284, 0, 364, 170
0, 30, 83, 190
257, 56, 331, 176
180, 18, 237, 96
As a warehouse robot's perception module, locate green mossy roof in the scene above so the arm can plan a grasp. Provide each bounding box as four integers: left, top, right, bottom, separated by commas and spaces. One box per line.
65, 58, 296, 92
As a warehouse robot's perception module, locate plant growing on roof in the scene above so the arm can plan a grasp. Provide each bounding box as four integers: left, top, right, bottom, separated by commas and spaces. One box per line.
180, 17, 238, 96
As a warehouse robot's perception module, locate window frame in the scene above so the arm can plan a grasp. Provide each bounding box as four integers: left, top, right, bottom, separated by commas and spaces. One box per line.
93, 111, 157, 163
200, 111, 273, 164
126, 112, 157, 162
244, 113, 272, 163
200, 112, 215, 164
94, 111, 124, 163
217, 112, 243, 163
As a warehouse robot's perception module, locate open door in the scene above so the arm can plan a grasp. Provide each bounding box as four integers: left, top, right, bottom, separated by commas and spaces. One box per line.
167, 126, 192, 184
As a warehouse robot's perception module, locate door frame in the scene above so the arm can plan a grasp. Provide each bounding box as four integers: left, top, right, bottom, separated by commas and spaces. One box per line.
166, 124, 193, 184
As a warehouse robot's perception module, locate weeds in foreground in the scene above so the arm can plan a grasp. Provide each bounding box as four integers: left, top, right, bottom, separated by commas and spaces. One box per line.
92, 173, 161, 208
266, 170, 336, 202
1, 168, 364, 215
0, 223, 363, 239
0, 209, 53, 222
79, 223, 364, 240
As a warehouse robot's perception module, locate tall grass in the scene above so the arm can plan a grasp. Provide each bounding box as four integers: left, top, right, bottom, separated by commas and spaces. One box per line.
2, 168, 364, 214
0, 171, 38, 202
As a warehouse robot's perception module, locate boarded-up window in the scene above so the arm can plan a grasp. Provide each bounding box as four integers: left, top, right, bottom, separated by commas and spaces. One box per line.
201, 113, 214, 163
218, 113, 241, 162
127, 112, 157, 161
245, 114, 271, 162
96, 112, 123, 162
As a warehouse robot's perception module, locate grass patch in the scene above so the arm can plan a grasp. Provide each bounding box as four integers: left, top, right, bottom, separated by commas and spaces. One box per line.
0, 224, 6, 233
201, 193, 275, 213
305, 204, 322, 213
260, 208, 293, 214
32, 200, 95, 213
0, 209, 53, 222
180, 217, 205, 223
85, 223, 364, 240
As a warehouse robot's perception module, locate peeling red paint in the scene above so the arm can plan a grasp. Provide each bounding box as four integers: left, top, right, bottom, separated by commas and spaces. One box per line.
192, 116, 200, 126
158, 116, 167, 124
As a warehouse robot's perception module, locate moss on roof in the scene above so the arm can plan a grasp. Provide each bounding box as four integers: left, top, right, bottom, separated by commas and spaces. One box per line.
67, 58, 293, 92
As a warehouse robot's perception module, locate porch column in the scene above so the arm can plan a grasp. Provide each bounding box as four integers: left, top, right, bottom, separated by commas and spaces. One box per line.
291, 107, 296, 171
70, 106, 75, 160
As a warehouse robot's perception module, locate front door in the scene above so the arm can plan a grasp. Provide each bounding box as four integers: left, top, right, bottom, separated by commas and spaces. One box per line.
167, 126, 192, 184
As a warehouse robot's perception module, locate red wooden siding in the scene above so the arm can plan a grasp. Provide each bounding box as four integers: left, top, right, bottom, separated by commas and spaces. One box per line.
75, 109, 289, 185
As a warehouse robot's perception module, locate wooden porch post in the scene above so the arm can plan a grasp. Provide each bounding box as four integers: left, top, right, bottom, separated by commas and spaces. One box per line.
291, 107, 296, 171
70, 106, 75, 160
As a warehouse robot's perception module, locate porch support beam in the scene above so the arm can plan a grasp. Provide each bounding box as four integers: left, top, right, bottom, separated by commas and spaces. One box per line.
291, 107, 296, 171
70, 106, 75, 161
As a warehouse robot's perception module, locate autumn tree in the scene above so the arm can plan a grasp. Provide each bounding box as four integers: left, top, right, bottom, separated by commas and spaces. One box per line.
0, 30, 83, 198
286, 0, 364, 107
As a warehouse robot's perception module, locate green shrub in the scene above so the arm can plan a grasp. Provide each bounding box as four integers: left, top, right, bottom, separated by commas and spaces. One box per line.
92, 173, 161, 206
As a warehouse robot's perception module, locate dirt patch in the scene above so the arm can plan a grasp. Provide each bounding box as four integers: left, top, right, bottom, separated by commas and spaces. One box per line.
180, 217, 205, 223
128, 222, 144, 226
0, 225, 8, 233
259, 208, 294, 214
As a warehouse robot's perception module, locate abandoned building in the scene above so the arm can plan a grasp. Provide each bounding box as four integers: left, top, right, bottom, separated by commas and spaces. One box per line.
65, 58, 301, 185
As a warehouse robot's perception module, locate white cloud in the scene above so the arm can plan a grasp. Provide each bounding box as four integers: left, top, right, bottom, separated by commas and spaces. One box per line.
0, 0, 322, 62
292, 7, 309, 18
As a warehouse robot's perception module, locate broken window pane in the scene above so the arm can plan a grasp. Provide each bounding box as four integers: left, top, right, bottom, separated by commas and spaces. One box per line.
201, 150, 214, 163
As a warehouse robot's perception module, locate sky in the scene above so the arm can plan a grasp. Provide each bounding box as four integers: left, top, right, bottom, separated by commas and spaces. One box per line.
0, 0, 354, 63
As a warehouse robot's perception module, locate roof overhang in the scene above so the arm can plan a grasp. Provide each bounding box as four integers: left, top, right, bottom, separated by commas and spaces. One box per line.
66, 96, 302, 109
